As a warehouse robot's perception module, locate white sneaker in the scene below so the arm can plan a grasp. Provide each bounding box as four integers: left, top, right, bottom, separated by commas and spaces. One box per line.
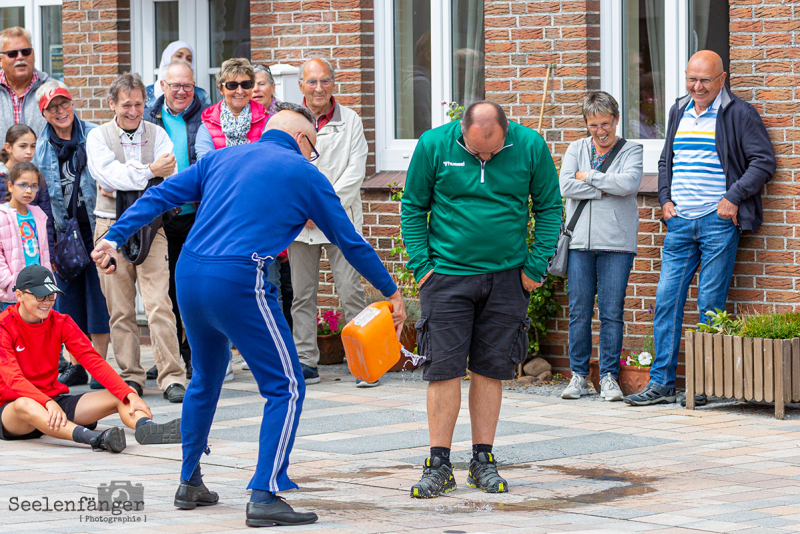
241, 360, 250, 371
356, 379, 380, 388
224, 361, 234, 382
600, 373, 624, 401
561, 373, 589, 399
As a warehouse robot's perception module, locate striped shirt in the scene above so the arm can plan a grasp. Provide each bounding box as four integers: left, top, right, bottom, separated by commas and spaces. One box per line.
0, 70, 39, 126
670, 92, 726, 219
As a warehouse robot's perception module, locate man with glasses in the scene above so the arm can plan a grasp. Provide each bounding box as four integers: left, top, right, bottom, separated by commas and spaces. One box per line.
625, 50, 776, 407
86, 72, 187, 404
0, 27, 50, 141
291, 57, 371, 386
143, 59, 208, 381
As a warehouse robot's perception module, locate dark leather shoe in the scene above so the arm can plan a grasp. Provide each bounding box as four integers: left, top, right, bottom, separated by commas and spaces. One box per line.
246, 498, 318, 527
125, 380, 143, 397
59, 364, 89, 387
163, 383, 186, 403
146, 364, 158, 380
174, 482, 219, 509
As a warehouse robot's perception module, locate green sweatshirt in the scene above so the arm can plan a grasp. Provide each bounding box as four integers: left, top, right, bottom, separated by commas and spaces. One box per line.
401, 120, 562, 282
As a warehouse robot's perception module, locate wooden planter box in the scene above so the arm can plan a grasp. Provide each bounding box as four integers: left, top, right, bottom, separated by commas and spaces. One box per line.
685, 330, 800, 419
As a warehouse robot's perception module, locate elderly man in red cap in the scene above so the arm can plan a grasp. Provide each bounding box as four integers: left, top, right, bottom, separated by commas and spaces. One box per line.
33, 80, 113, 391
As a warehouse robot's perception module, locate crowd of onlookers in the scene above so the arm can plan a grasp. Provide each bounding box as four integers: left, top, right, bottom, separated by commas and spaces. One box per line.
0, 26, 376, 403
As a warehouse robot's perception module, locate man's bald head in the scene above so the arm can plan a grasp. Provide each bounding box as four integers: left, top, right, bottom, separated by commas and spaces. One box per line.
267, 110, 316, 140
685, 50, 727, 113
460, 101, 508, 162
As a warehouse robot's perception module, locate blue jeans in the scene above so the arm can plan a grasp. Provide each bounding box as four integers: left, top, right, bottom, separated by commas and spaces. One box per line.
567, 250, 634, 379
649, 212, 740, 389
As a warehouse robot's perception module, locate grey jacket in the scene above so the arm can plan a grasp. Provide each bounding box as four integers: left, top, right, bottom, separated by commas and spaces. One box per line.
559, 137, 643, 253
0, 69, 50, 141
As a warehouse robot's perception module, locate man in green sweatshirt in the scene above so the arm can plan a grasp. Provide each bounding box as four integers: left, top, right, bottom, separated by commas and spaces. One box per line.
402, 101, 561, 499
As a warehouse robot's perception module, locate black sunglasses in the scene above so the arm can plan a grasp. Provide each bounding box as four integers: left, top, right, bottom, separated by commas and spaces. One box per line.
304, 134, 320, 162
223, 80, 254, 91
1, 48, 32, 59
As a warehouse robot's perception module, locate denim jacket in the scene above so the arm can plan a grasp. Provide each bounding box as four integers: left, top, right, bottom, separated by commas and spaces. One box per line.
33, 120, 98, 234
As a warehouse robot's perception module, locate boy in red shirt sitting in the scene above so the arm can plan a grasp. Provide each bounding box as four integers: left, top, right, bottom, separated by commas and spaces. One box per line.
0, 266, 181, 452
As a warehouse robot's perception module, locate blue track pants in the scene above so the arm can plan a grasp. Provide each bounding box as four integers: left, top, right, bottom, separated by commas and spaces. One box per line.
176, 249, 305, 492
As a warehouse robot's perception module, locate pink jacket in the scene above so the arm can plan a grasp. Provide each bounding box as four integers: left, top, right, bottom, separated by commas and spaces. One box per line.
201, 100, 268, 149
0, 203, 51, 302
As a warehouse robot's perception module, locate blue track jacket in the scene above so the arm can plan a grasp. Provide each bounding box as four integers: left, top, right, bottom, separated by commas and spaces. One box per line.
105, 129, 397, 297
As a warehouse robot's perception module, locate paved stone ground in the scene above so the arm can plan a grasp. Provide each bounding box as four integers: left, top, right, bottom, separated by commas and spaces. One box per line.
2, 349, 800, 533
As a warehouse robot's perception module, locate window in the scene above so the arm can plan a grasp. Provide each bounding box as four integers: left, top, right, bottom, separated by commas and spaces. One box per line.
132, 0, 250, 101
602, 0, 729, 172
376, 0, 484, 171
0, 0, 63, 80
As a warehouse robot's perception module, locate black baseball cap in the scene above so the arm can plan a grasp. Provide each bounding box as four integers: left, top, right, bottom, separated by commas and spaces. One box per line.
13, 265, 64, 297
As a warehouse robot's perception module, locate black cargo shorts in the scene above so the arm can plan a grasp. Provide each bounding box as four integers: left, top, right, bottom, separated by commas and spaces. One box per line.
416, 266, 532, 381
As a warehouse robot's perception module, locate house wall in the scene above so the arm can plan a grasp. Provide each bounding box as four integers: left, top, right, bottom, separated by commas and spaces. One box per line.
62, 0, 131, 123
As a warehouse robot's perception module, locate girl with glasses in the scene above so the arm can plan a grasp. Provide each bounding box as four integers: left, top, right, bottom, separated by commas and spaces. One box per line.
0, 161, 51, 309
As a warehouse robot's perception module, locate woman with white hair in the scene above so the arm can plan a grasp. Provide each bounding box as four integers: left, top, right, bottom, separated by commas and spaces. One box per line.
145, 41, 212, 109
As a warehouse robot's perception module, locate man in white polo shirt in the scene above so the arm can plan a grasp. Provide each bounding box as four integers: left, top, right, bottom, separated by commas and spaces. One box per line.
625, 50, 776, 407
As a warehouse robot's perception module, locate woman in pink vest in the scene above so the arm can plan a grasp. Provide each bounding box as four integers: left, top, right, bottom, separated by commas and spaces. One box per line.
195, 58, 268, 160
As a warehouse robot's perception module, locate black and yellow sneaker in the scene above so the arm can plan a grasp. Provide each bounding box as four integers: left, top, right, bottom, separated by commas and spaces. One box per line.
466, 452, 508, 493
410, 457, 456, 499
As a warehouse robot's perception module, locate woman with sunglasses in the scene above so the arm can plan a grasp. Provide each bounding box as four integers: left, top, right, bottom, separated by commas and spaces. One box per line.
195, 58, 268, 160
32, 80, 112, 389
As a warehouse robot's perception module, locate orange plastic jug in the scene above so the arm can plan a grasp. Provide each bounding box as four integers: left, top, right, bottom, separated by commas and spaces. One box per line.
342, 301, 401, 383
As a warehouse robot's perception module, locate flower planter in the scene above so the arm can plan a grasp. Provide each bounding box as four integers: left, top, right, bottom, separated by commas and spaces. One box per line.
317, 333, 345, 365
589, 360, 651, 396
389, 323, 419, 372
685, 330, 800, 419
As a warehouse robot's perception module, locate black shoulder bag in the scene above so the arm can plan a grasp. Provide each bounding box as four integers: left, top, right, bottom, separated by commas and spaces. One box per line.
54, 182, 92, 281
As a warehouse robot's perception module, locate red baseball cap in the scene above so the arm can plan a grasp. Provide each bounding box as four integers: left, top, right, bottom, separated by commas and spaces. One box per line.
39, 86, 73, 114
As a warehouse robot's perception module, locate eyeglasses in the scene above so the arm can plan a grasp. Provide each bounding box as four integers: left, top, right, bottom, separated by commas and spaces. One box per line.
686, 72, 724, 87
14, 182, 39, 192
23, 291, 57, 302
1, 48, 32, 59
44, 100, 72, 114
303, 78, 333, 89
166, 82, 195, 93
587, 121, 615, 132
223, 80, 254, 91
304, 134, 320, 162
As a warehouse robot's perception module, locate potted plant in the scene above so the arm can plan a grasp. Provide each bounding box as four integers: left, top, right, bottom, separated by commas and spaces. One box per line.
590, 305, 655, 395
317, 310, 345, 365
686, 309, 800, 419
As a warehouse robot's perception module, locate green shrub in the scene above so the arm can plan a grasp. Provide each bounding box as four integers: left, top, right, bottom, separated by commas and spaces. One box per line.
738, 312, 800, 340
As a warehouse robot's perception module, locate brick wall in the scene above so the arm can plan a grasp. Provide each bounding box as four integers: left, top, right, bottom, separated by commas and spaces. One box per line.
250, 0, 376, 170
61, 0, 131, 122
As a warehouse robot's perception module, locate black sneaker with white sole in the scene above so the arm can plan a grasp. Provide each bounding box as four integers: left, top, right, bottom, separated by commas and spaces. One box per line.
410, 457, 456, 498
623, 383, 677, 406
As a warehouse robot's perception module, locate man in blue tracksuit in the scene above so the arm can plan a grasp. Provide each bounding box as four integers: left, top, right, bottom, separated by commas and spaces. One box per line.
91, 107, 406, 527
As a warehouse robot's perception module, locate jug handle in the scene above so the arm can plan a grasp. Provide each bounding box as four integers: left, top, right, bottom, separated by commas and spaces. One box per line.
373, 300, 394, 313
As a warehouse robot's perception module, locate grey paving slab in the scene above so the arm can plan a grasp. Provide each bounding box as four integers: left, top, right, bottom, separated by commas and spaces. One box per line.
293, 421, 559, 454
403, 432, 674, 465
208, 397, 354, 422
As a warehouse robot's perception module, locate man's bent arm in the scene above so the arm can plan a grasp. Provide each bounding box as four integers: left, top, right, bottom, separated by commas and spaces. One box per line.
723, 107, 776, 206
330, 117, 369, 209
307, 169, 397, 297
104, 163, 204, 246
400, 140, 436, 281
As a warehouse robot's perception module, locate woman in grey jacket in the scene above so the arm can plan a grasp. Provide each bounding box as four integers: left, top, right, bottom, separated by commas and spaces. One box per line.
559, 92, 643, 402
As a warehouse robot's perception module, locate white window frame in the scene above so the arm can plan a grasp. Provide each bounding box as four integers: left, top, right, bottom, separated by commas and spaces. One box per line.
0, 0, 62, 74
601, 0, 690, 173
131, 0, 212, 95
374, 0, 454, 172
